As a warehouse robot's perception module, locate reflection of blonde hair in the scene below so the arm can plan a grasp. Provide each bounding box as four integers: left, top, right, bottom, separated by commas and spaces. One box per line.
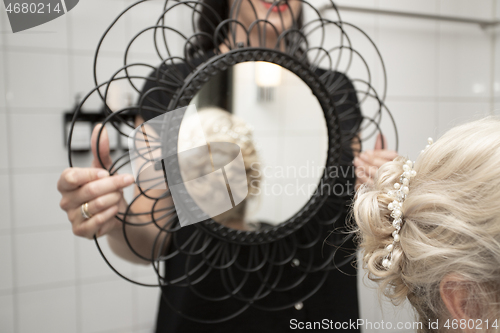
179, 107, 260, 224
354, 117, 500, 332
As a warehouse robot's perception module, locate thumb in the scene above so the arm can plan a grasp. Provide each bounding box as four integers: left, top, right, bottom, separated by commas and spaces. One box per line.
91, 124, 112, 169
374, 133, 387, 150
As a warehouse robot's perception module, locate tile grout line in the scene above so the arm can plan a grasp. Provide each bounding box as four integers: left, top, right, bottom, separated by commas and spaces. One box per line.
131, 271, 139, 329
5, 223, 70, 235
1, 273, 136, 296
0, 10, 16, 332
2, 23, 19, 333
65, 9, 84, 333
123, 3, 141, 327
372, 3, 383, 332
489, 0, 497, 115
0, 44, 160, 58
490, 35, 495, 115
435, 1, 441, 135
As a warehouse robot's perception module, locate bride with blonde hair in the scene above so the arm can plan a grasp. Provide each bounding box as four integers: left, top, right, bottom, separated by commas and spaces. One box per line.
178, 107, 261, 230
354, 117, 500, 333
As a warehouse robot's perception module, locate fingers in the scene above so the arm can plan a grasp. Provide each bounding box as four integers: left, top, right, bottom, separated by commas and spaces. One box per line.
72, 205, 119, 239
91, 124, 112, 169
71, 192, 123, 221
358, 150, 398, 167
353, 146, 400, 187
374, 133, 388, 150
354, 157, 379, 182
58, 167, 110, 193
65, 174, 135, 210
359, 153, 389, 168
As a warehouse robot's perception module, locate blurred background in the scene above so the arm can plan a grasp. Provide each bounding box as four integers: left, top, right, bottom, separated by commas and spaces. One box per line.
0, 0, 499, 332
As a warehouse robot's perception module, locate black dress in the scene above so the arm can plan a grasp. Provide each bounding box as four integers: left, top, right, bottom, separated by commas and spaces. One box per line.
135, 56, 362, 333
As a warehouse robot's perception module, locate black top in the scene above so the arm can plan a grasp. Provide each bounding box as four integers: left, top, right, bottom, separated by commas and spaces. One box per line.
156, 221, 359, 332
135, 56, 362, 333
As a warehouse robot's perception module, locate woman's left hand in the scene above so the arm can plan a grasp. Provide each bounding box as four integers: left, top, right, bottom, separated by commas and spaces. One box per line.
353, 134, 398, 187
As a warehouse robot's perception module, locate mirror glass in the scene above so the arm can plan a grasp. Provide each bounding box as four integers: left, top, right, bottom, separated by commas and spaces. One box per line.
185, 61, 328, 229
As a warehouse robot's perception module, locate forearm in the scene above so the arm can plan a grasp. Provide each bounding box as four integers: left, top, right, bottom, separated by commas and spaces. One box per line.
105, 114, 172, 264
106, 198, 170, 265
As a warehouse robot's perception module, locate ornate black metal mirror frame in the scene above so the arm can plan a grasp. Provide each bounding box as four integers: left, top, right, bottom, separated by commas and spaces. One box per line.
171, 48, 343, 244
67, 0, 396, 323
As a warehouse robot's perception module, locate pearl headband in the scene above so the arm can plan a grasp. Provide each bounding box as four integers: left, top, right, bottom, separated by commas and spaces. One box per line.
212, 123, 253, 144
179, 122, 253, 151
382, 137, 433, 269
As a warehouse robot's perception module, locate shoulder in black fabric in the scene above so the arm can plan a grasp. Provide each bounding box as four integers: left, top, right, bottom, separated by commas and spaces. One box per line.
137, 50, 217, 122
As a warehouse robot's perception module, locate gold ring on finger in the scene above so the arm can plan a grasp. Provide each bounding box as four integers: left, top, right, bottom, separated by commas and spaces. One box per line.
81, 202, 93, 220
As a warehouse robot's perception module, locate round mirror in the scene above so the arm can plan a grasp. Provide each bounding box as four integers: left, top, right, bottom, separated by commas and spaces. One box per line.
183, 61, 328, 229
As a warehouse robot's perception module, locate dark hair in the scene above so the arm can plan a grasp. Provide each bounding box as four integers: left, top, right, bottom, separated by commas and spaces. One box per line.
194, 0, 229, 53
189, 0, 304, 57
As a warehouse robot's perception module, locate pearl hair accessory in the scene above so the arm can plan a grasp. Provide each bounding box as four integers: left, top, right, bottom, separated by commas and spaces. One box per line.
421, 137, 434, 153
179, 122, 253, 151
382, 137, 433, 269
212, 123, 253, 145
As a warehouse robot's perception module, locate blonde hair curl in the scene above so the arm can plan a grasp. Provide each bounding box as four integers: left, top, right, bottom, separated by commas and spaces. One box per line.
354, 117, 500, 332
179, 107, 260, 225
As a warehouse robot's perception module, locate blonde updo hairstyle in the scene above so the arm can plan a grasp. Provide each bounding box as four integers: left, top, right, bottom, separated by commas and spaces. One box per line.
354, 117, 500, 332
178, 107, 260, 225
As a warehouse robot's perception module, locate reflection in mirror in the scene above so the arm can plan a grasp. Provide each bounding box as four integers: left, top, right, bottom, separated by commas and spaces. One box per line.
187, 61, 328, 228
178, 109, 259, 231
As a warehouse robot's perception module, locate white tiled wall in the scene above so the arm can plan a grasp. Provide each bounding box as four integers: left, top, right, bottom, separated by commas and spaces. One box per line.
330, 1, 498, 332
17, 286, 78, 333
232, 62, 328, 224
0, 235, 13, 293
495, 1, 500, 115
0, 294, 15, 333
1, 1, 160, 333
0, 175, 12, 232
0, 1, 498, 333
80, 280, 134, 333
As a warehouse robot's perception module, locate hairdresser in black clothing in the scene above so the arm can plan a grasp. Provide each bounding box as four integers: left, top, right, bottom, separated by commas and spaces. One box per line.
137, 3, 360, 332
57, 0, 398, 332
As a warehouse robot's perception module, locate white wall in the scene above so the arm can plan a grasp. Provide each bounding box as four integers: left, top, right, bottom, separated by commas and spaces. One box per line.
0, 1, 166, 332
232, 62, 328, 224
0, 1, 499, 333
496, 2, 500, 115
325, 1, 498, 332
